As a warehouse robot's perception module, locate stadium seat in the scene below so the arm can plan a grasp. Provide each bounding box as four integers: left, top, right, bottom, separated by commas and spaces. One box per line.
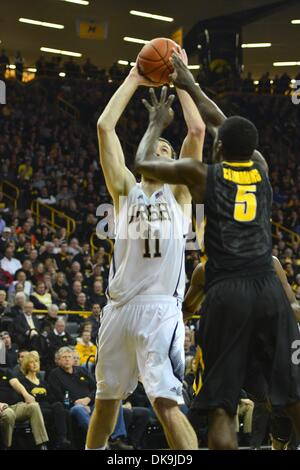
65, 322, 80, 338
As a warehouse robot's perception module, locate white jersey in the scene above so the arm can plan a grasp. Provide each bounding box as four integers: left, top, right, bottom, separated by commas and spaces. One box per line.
107, 183, 190, 307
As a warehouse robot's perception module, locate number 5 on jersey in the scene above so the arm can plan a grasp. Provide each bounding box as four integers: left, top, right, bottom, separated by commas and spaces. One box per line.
234, 185, 257, 222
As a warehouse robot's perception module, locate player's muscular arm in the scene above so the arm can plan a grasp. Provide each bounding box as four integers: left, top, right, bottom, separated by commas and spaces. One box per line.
170, 51, 226, 139
252, 150, 269, 175
171, 52, 270, 173
175, 89, 206, 205
175, 49, 206, 162
98, 67, 147, 211
174, 49, 206, 205
273, 256, 300, 323
182, 263, 205, 322
135, 87, 207, 204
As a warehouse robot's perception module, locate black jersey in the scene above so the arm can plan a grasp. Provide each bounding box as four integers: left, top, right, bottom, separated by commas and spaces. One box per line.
204, 160, 273, 288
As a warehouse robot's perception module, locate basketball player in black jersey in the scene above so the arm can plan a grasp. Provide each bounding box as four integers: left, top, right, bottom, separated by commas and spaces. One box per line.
134, 54, 300, 449
182, 258, 300, 449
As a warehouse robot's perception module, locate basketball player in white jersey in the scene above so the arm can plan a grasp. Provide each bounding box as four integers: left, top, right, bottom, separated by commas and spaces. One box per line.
86, 49, 205, 450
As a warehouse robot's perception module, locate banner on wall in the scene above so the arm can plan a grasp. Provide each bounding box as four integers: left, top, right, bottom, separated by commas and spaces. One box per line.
77, 20, 108, 40
171, 28, 183, 47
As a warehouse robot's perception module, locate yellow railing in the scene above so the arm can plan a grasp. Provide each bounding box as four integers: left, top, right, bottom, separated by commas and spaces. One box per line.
57, 97, 80, 119
31, 200, 76, 238
1, 181, 20, 209
33, 309, 92, 319
90, 231, 114, 258
271, 221, 300, 246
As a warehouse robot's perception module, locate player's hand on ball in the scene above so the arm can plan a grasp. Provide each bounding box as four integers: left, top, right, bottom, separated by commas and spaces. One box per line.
172, 47, 188, 66
169, 50, 195, 91
142, 87, 175, 129
129, 65, 160, 87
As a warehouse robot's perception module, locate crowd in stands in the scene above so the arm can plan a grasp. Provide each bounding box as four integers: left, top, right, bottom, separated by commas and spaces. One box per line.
0, 48, 299, 95
0, 59, 300, 449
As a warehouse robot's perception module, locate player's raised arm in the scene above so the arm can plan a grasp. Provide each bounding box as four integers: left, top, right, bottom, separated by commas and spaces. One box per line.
273, 256, 300, 323
173, 48, 206, 206
170, 51, 270, 175
175, 49, 206, 162
97, 67, 152, 212
135, 87, 207, 204
170, 51, 226, 138
182, 263, 206, 322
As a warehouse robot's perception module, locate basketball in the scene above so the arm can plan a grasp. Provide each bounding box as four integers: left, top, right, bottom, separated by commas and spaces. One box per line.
137, 37, 178, 85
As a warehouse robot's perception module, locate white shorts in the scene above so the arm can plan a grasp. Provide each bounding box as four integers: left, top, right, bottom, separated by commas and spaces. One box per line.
95, 295, 185, 405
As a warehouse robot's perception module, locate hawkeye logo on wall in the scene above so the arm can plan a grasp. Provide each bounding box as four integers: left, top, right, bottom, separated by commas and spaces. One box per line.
0, 80, 6, 104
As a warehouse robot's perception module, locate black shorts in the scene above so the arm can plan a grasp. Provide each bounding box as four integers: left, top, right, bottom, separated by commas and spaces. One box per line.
192, 273, 300, 416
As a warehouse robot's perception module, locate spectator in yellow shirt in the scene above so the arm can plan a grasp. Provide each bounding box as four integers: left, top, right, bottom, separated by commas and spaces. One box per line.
18, 159, 33, 180
75, 330, 97, 366
30, 281, 52, 310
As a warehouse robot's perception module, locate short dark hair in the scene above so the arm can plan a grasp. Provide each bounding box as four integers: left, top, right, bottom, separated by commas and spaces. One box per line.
158, 138, 177, 159
218, 116, 258, 160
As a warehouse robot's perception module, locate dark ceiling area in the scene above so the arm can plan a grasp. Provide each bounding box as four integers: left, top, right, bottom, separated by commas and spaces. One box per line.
0, 0, 299, 77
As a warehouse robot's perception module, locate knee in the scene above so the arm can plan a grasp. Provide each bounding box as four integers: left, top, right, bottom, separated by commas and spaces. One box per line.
209, 435, 238, 450
153, 398, 178, 422
1, 408, 15, 424
208, 408, 238, 450
70, 404, 84, 416
27, 402, 40, 413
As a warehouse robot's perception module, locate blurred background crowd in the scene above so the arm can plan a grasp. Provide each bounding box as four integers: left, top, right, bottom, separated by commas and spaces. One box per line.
0, 55, 300, 449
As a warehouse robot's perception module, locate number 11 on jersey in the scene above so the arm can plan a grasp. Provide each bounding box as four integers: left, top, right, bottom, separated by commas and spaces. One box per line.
144, 238, 162, 258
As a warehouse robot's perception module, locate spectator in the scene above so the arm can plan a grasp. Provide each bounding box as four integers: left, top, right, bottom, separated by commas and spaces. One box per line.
19, 351, 71, 449
75, 330, 97, 366
12, 301, 41, 349
67, 261, 82, 284
30, 282, 52, 310
73, 350, 81, 367
0, 228, 12, 257
0, 331, 18, 368
48, 347, 95, 435
22, 260, 34, 282
56, 186, 73, 203
55, 242, 71, 272
37, 188, 56, 206
89, 303, 101, 342
0, 291, 8, 315
13, 349, 29, 375
17, 158, 33, 181
41, 304, 60, 334
52, 272, 69, 304
9, 292, 26, 317
184, 326, 196, 358
0, 366, 48, 449
68, 280, 83, 307
68, 239, 81, 257
72, 292, 90, 314
89, 279, 106, 307
8, 269, 32, 300
32, 263, 45, 286
0, 269, 13, 292
47, 318, 76, 365
0, 245, 22, 276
